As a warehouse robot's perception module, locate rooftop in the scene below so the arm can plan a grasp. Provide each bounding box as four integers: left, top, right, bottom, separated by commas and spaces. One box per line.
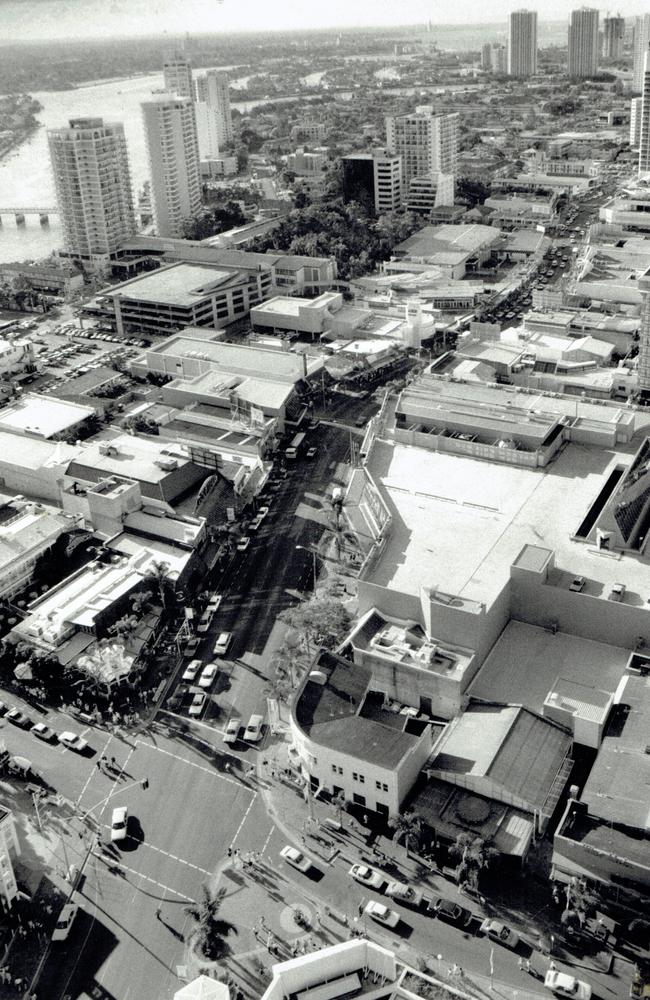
293, 651, 422, 770
0, 394, 95, 438
150, 330, 322, 380
396, 224, 499, 258
107, 263, 242, 306
348, 609, 474, 680
67, 436, 192, 486
0, 499, 75, 572
0, 431, 79, 472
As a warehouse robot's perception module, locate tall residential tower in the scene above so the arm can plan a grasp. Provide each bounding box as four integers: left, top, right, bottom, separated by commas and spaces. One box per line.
141, 92, 201, 238
602, 15, 625, 59
639, 51, 650, 176
508, 10, 538, 77
385, 107, 458, 190
47, 117, 135, 265
568, 8, 599, 78
194, 70, 233, 158
162, 53, 194, 100
633, 14, 650, 93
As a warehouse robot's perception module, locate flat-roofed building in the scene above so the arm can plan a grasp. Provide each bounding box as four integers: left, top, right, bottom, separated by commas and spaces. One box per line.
553, 672, 650, 900
0, 495, 82, 599
599, 186, 650, 234
0, 393, 96, 440
64, 435, 205, 504
341, 150, 403, 214
98, 261, 269, 337
0, 432, 81, 502
290, 649, 438, 820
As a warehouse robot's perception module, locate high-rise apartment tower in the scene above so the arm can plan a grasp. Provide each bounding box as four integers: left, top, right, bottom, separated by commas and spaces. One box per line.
385, 107, 458, 190
633, 14, 650, 93
508, 10, 538, 77
47, 117, 136, 264
141, 92, 201, 238
162, 54, 194, 100
568, 8, 599, 78
602, 15, 625, 59
639, 50, 650, 176
194, 70, 233, 157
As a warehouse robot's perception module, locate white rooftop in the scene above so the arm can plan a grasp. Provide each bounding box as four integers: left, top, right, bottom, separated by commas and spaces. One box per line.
0, 394, 95, 439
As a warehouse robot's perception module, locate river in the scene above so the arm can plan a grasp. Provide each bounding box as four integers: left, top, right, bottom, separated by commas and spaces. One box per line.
0, 66, 315, 263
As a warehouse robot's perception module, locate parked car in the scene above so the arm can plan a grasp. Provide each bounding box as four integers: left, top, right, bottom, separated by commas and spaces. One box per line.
258, 506, 270, 519
198, 663, 218, 689
207, 593, 222, 614
196, 611, 212, 634
58, 731, 88, 752
348, 864, 386, 890
364, 900, 400, 928
188, 693, 207, 717
249, 515, 264, 532
223, 716, 241, 744
244, 714, 264, 742
280, 845, 311, 873
52, 903, 78, 942
0, 700, 9, 716
428, 897, 473, 927
7, 708, 32, 729
480, 918, 519, 949
385, 880, 425, 908
183, 637, 201, 657
306, 447, 317, 459
608, 583, 625, 602
213, 632, 232, 656
111, 806, 128, 842
544, 972, 592, 1000
31, 722, 56, 742
569, 576, 585, 592
182, 659, 202, 683
236, 536, 251, 552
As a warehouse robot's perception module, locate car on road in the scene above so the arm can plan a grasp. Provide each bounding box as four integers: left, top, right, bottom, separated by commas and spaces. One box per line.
480, 918, 520, 949
223, 716, 241, 744
182, 659, 202, 683
196, 611, 212, 634
569, 576, 585, 592
244, 714, 264, 742
428, 897, 473, 927
236, 536, 251, 552
58, 731, 88, 752
249, 514, 264, 531
280, 845, 312, 873
306, 447, 317, 459
52, 903, 78, 942
0, 700, 10, 716
207, 593, 222, 614
188, 692, 207, 717
258, 506, 270, 519
111, 805, 128, 842
183, 637, 201, 657
544, 972, 592, 1000
385, 880, 425, 908
198, 663, 218, 689
213, 631, 232, 657
31, 722, 56, 742
7, 708, 32, 728
364, 900, 400, 928
348, 864, 386, 890
608, 582, 625, 602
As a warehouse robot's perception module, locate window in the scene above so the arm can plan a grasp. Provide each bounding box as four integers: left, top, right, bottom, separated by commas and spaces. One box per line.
375, 781, 388, 792
352, 772, 365, 784
331, 764, 343, 775
352, 793, 366, 806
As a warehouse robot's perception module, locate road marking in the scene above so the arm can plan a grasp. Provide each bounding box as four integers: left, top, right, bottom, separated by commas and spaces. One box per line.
98, 853, 194, 901
76, 731, 115, 808
137, 738, 253, 791
261, 825, 275, 856
230, 791, 258, 848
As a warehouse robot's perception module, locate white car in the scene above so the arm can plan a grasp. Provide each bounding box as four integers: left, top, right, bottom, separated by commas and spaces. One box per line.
198, 663, 218, 689
188, 692, 207, 717
213, 632, 232, 656
207, 593, 222, 614
110, 806, 128, 842
52, 903, 78, 942
280, 845, 311, 873
244, 714, 264, 742
544, 972, 592, 1000
364, 900, 400, 929
349, 864, 385, 890
182, 658, 202, 682
223, 716, 241, 744
236, 536, 251, 552
196, 611, 212, 634
480, 918, 520, 949
58, 731, 88, 752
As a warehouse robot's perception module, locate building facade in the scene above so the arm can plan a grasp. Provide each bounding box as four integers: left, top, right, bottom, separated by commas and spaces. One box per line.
194, 70, 233, 156
567, 8, 600, 78
632, 13, 650, 93
601, 15, 624, 59
341, 150, 403, 214
508, 9, 538, 77
385, 108, 459, 189
0, 805, 20, 911
141, 92, 201, 239
638, 266, 650, 393
47, 117, 136, 265
639, 50, 650, 176
631, 97, 643, 148
162, 54, 193, 100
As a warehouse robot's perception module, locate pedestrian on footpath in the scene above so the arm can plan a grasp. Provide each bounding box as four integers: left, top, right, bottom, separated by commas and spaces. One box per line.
525, 960, 532, 974
155, 907, 162, 921
549, 962, 557, 972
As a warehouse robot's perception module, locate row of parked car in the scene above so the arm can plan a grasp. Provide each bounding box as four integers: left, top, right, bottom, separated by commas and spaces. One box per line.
0, 700, 89, 752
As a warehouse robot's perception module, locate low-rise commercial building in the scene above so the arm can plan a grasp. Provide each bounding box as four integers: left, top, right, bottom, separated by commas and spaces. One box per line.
0, 260, 84, 297
0, 804, 20, 911
0, 337, 35, 378
0, 495, 81, 599
0, 393, 96, 441
0, 432, 81, 503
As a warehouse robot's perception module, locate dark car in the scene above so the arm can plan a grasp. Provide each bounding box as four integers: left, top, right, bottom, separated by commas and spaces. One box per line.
7, 708, 32, 729
0, 700, 9, 716
428, 896, 473, 927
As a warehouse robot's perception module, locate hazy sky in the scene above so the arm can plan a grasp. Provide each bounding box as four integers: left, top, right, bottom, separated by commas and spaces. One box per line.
2, 0, 648, 41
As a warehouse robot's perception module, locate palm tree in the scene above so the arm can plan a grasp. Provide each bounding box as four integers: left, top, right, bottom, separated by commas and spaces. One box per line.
185, 885, 236, 961
331, 790, 349, 824
130, 589, 154, 616
392, 812, 422, 853
108, 615, 140, 647
144, 560, 173, 609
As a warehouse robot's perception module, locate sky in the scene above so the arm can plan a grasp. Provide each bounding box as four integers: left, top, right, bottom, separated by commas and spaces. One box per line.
1, 0, 648, 41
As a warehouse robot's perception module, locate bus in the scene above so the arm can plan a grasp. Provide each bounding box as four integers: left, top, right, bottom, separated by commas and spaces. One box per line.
285, 432, 307, 460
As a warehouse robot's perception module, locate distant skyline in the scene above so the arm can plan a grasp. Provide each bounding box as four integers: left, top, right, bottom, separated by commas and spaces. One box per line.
2, 0, 649, 42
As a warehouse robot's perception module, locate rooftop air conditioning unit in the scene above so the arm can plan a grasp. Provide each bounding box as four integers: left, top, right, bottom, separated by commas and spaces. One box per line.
308, 670, 327, 686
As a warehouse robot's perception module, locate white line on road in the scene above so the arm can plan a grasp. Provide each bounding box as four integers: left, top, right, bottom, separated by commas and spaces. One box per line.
261, 824, 275, 856
107, 838, 213, 878
75, 731, 115, 808
230, 791, 258, 849
137, 739, 253, 791
99, 853, 194, 901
